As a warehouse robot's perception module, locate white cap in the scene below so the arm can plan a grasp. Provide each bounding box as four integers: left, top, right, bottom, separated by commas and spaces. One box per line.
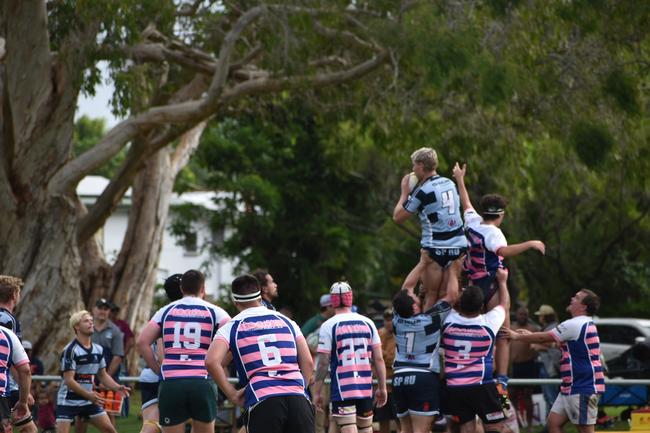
330, 281, 352, 295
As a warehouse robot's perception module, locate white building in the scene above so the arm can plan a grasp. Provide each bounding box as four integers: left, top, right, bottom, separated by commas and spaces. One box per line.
77, 176, 236, 297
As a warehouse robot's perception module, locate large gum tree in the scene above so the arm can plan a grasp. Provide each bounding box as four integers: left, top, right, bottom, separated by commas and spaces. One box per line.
0, 0, 398, 369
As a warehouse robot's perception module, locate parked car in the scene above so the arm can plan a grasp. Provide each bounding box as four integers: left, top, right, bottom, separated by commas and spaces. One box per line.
606, 339, 650, 379
594, 318, 650, 361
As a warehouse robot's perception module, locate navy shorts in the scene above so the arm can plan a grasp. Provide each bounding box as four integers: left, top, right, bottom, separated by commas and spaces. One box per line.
424, 248, 467, 268
392, 371, 441, 418
0, 397, 10, 427
140, 381, 160, 410
331, 398, 373, 417
56, 404, 105, 422
472, 276, 498, 306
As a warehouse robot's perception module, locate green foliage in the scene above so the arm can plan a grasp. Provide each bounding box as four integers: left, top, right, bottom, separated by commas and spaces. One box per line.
569, 120, 614, 169
155, 0, 650, 320
603, 69, 640, 115
73, 116, 126, 179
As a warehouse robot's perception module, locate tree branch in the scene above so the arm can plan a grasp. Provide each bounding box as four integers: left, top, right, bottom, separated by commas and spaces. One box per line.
76, 75, 210, 244
220, 49, 388, 102
171, 121, 207, 177
49, 6, 267, 196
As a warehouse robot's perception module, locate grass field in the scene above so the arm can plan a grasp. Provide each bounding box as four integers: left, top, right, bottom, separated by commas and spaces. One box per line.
79, 392, 636, 433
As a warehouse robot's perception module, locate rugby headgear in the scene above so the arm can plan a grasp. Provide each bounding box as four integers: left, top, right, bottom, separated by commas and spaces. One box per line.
330, 281, 353, 308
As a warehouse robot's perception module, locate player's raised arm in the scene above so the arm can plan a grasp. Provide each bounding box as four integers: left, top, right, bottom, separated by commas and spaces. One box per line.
452, 162, 474, 212
393, 173, 414, 224
495, 268, 510, 311
497, 240, 546, 257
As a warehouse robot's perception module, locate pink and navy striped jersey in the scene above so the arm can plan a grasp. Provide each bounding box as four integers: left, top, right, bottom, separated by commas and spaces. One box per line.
317, 313, 381, 402
442, 306, 505, 387
215, 307, 307, 408
463, 209, 507, 282
0, 327, 28, 397
550, 316, 605, 395
150, 296, 230, 380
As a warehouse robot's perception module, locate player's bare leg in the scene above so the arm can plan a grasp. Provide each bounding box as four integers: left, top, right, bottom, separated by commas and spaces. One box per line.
420, 251, 443, 310
88, 413, 117, 433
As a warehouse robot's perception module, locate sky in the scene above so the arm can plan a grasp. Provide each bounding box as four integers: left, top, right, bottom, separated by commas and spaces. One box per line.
75, 63, 120, 128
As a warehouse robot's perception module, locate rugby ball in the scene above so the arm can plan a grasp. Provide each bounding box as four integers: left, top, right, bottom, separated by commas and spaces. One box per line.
408, 172, 418, 189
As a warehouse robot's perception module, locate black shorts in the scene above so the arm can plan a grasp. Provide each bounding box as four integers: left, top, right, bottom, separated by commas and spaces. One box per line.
373, 392, 397, 421
446, 383, 506, 425
140, 381, 160, 410
472, 276, 498, 306
244, 395, 314, 433
392, 371, 441, 418
424, 248, 467, 268
331, 398, 374, 417
0, 397, 10, 426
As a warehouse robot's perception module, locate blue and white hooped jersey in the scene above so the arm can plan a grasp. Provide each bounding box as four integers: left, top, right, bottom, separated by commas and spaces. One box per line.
403, 175, 467, 249
393, 300, 451, 374
57, 340, 106, 407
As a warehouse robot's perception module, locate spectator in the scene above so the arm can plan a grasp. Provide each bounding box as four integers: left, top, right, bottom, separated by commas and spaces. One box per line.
252, 269, 278, 310
374, 309, 399, 433
108, 303, 135, 370
301, 294, 334, 336
108, 302, 134, 418
532, 305, 561, 413
36, 386, 56, 433
510, 306, 541, 432
22, 341, 44, 376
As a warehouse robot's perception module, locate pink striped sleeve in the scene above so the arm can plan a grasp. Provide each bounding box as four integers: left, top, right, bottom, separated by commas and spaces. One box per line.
549, 329, 562, 342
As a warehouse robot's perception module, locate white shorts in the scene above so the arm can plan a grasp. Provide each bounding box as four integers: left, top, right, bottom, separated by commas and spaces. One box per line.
550, 394, 600, 425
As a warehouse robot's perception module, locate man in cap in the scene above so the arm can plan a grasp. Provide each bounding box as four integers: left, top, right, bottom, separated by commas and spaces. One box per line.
92, 298, 125, 382
532, 305, 561, 414
313, 282, 387, 433
301, 294, 335, 336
